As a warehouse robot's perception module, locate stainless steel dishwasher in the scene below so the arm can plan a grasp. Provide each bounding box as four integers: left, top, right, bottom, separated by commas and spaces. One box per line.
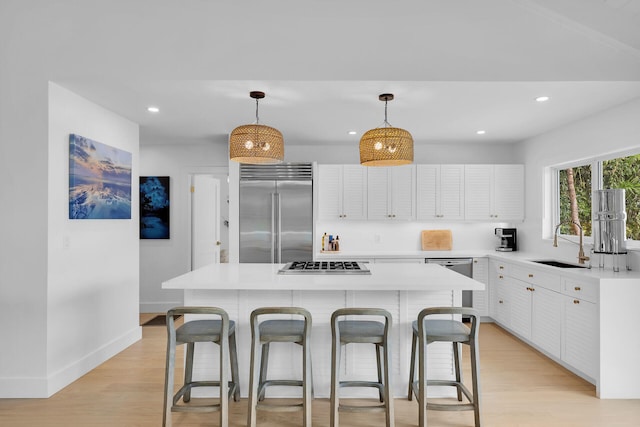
425, 258, 474, 316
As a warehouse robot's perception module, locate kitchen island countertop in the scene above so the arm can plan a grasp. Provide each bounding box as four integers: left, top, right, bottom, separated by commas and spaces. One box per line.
162, 262, 485, 291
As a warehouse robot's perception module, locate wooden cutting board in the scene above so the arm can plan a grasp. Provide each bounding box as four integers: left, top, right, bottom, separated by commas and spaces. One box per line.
421, 230, 452, 251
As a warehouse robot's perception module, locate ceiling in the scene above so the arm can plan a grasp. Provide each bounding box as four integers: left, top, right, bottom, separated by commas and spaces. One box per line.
25, 0, 640, 148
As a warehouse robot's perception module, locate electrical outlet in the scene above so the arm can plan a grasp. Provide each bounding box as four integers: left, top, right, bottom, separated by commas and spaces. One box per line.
374, 234, 381, 243
62, 235, 70, 249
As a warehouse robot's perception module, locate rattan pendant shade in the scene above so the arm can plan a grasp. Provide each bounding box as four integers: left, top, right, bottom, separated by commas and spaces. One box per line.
230, 91, 284, 164
360, 94, 413, 167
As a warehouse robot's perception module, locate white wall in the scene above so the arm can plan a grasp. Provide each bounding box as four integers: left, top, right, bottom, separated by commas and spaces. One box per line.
516, 97, 640, 269
45, 83, 141, 396
0, 68, 49, 398
139, 143, 229, 312
0, 82, 142, 398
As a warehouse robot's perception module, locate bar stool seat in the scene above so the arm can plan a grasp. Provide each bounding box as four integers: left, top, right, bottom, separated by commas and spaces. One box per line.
330, 308, 394, 427
248, 307, 313, 427
408, 307, 481, 427
163, 306, 240, 427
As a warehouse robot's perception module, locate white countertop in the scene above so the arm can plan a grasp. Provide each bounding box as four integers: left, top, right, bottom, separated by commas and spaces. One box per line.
162, 262, 485, 291
489, 251, 640, 281
314, 249, 640, 281
315, 250, 485, 259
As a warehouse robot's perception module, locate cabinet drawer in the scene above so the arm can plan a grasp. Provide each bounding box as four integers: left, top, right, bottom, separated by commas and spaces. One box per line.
562, 277, 598, 304
491, 261, 510, 276
510, 265, 561, 292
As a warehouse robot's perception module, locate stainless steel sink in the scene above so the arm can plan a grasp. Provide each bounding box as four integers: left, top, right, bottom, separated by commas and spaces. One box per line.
531, 260, 587, 269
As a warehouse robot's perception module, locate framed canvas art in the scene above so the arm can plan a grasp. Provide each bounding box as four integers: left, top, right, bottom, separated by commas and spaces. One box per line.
139, 176, 170, 239
69, 134, 132, 219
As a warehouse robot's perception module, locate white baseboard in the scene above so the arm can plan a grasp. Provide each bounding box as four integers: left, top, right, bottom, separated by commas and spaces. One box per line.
0, 326, 142, 398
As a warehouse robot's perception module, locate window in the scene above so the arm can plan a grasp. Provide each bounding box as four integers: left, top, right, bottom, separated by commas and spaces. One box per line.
603, 154, 640, 240
558, 164, 592, 236
556, 153, 640, 242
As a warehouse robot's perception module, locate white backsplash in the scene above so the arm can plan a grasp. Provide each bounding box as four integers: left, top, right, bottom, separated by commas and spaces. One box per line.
315, 220, 515, 253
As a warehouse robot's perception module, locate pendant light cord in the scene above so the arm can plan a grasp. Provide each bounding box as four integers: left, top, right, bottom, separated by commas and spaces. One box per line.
255, 98, 260, 124
383, 99, 390, 128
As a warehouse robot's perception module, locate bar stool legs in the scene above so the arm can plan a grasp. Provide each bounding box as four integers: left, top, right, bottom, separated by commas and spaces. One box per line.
408, 307, 482, 427
163, 306, 240, 427
248, 307, 313, 427
330, 308, 394, 427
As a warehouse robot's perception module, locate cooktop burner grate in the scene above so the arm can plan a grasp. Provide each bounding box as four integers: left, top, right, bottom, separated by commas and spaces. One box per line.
278, 261, 371, 275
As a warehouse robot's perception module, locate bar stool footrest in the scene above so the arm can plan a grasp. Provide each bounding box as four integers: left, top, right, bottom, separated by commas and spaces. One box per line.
174, 381, 238, 405
256, 401, 304, 412
339, 403, 387, 413
410, 380, 476, 410
339, 380, 384, 391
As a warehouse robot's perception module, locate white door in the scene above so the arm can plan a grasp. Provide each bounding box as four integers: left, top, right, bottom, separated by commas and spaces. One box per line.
191, 174, 221, 270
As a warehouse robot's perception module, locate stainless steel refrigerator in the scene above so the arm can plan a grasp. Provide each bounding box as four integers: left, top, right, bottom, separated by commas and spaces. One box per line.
239, 163, 313, 263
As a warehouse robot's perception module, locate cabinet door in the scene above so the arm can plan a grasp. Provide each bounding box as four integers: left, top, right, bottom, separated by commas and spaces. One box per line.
563, 296, 598, 379
367, 167, 390, 220
494, 164, 524, 221
341, 165, 367, 220
317, 165, 343, 220
531, 286, 562, 358
464, 165, 493, 220
416, 165, 438, 220
389, 165, 415, 220
509, 279, 532, 340
367, 166, 415, 220
472, 258, 489, 317
440, 165, 465, 220
493, 278, 511, 326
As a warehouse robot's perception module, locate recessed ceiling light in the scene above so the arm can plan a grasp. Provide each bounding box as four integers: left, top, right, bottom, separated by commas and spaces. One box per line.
535, 96, 550, 102
348, 131, 357, 135
147, 106, 160, 113
476, 130, 486, 135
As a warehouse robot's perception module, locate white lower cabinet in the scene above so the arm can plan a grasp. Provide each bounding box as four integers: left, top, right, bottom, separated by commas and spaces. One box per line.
489, 259, 578, 370
472, 258, 489, 317
508, 278, 533, 339
562, 289, 598, 379
531, 286, 562, 358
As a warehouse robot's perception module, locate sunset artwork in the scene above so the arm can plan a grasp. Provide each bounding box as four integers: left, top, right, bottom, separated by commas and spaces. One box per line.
69, 134, 132, 219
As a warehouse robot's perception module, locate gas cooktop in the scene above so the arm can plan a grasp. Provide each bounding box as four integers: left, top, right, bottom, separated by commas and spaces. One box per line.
278, 261, 371, 275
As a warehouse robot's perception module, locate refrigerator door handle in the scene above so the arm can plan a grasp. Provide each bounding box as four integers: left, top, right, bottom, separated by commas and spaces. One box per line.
276, 192, 282, 263
271, 193, 276, 263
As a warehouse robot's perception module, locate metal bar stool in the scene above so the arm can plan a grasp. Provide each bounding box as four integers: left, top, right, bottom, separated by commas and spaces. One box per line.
163, 306, 240, 427
330, 308, 394, 427
408, 307, 481, 427
248, 307, 313, 427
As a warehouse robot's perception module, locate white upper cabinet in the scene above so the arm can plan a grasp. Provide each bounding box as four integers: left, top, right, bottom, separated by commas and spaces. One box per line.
367, 165, 416, 220
317, 164, 367, 220
464, 164, 524, 221
417, 164, 465, 220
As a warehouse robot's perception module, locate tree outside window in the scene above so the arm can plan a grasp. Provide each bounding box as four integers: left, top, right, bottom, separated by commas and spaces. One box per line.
559, 165, 591, 236
603, 154, 640, 240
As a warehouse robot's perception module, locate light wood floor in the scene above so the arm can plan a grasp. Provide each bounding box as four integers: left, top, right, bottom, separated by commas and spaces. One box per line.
1, 317, 639, 426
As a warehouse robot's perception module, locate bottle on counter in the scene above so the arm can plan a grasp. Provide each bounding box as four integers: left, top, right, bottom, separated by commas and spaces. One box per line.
322, 233, 327, 252
335, 235, 340, 251
328, 235, 334, 251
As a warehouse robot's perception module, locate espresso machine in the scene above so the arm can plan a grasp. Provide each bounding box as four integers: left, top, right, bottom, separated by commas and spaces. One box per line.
495, 228, 517, 251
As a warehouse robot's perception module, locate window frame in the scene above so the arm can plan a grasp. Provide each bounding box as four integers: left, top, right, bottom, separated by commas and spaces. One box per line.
551, 149, 640, 250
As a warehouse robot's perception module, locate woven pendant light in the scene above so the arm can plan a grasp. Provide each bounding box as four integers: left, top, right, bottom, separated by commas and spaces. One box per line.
360, 94, 413, 166
229, 91, 284, 164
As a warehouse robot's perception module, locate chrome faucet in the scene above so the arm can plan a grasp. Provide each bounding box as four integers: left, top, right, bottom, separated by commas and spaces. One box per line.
553, 221, 590, 265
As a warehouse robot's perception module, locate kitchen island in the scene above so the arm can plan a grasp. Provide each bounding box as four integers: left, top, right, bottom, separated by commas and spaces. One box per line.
162, 262, 484, 398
